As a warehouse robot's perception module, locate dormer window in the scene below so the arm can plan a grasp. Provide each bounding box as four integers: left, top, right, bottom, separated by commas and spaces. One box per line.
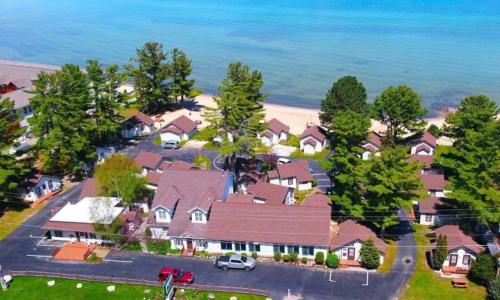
158, 210, 167, 219
194, 211, 203, 222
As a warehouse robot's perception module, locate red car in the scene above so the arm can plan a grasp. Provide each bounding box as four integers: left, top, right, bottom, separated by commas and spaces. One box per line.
158, 267, 194, 284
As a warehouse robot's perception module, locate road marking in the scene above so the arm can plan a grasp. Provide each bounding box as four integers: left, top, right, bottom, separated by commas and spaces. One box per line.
329, 269, 336, 282
29, 235, 46, 239
362, 271, 369, 286
313, 173, 327, 176
26, 254, 52, 258
315, 179, 331, 182
316, 185, 331, 188
103, 259, 134, 263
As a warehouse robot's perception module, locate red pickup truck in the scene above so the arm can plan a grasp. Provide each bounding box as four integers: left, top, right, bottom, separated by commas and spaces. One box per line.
158, 267, 194, 284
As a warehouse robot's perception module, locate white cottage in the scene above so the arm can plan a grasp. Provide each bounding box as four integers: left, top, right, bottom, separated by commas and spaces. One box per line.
259, 118, 290, 146
410, 131, 437, 156
299, 125, 329, 154
268, 160, 313, 191
360, 132, 382, 160
160, 115, 198, 143
121, 112, 155, 139
23, 174, 62, 202
418, 196, 444, 226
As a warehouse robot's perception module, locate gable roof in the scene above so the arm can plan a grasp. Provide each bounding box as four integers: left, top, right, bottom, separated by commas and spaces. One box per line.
205, 201, 331, 246
330, 220, 388, 253
410, 131, 437, 148
432, 225, 484, 255
161, 115, 197, 134
420, 174, 449, 191
361, 132, 382, 150
247, 181, 290, 205
145, 172, 161, 186
267, 118, 290, 134
161, 160, 196, 171
303, 138, 317, 147
407, 155, 435, 169
300, 125, 327, 142
303, 194, 331, 208
79, 178, 99, 200
134, 151, 163, 169
269, 160, 313, 183
133, 112, 155, 126
418, 196, 444, 214
226, 193, 255, 204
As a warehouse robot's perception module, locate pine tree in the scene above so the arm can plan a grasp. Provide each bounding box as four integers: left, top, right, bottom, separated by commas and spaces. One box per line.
360, 239, 381, 269
126, 42, 170, 113
469, 253, 497, 287
372, 85, 427, 145
86, 60, 126, 146
433, 234, 448, 269
203, 62, 266, 173
170, 48, 195, 103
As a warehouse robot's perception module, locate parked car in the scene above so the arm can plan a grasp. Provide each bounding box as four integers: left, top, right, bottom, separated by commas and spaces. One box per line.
161, 140, 180, 149
158, 267, 194, 284
214, 254, 256, 271
277, 158, 291, 165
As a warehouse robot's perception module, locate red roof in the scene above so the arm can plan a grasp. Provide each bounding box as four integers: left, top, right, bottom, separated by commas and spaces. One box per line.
205, 201, 331, 246
247, 182, 290, 205
420, 174, 448, 190
418, 196, 443, 214
408, 155, 435, 168
421, 131, 437, 147
132, 112, 155, 126
168, 160, 195, 170
267, 118, 290, 134
163, 125, 183, 135
262, 130, 274, 139
300, 125, 327, 142
270, 160, 313, 183
134, 151, 163, 169
303, 194, 331, 208
362, 132, 382, 150
79, 178, 98, 200
161, 115, 197, 134
226, 193, 255, 204
330, 220, 387, 253
146, 172, 161, 186
432, 225, 484, 255
303, 138, 317, 147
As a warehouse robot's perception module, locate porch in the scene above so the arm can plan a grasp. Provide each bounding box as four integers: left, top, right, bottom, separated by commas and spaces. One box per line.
340, 259, 361, 268
442, 266, 470, 276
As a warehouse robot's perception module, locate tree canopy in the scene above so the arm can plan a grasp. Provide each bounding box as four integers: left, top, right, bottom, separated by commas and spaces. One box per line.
372, 85, 427, 144
95, 154, 148, 204
319, 76, 368, 125
170, 48, 195, 103
204, 62, 266, 172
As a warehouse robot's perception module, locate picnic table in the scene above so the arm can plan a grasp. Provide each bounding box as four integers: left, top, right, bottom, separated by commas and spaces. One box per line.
452, 278, 468, 288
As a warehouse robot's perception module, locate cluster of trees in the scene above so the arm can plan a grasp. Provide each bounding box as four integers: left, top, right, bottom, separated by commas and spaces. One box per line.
321, 76, 425, 234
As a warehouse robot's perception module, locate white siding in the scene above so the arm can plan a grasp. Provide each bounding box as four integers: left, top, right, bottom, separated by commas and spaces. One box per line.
298, 182, 312, 191
121, 124, 154, 139
419, 214, 439, 226
48, 230, 106, 244
160, 132, 182, 143
154, 208, 171, 223
441, 248, 476, 269
411, 143, 435, 155
333, 241, 385, 265
24, 176, 62, 202
150, 228, 169, 240
205, 241, 327, 258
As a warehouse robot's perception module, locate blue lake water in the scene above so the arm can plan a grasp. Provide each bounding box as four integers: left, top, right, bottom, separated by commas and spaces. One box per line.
1, 0, 499, 112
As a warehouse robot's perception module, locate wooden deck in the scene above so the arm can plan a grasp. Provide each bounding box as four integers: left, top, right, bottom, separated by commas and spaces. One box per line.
340, 260, 361, 268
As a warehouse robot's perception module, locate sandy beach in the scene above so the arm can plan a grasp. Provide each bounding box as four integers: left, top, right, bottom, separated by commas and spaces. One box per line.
157, 94, 448, 137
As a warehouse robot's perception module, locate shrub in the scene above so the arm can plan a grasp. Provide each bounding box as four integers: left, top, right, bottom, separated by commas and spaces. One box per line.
251, 252, 258, 259
146, 239, 177, 255
241, 252, 248, 257
432, 234, 448, 269
301, 257, 308, 264
427, 124, 441, 138
469, 253, 496, 287
282, 254, 290, 262
145, 227, 152, 239
289, 252, 298, 263
326, 253, 340, 268
274, 252, 282, 261
224, 251, 236, 256
315, 252, 324, 265
360, 240, 381, 269
488, 276, 500, 300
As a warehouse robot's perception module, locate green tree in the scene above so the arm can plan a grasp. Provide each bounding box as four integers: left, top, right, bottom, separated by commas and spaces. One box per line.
427, 124, 441, 138
443, 95, 498, 141
438, 120, 500, 224
326, 252, 340, 268
0, 97, 29, 201
95, 154, 148, 205
29, 65, 95, 175
488, 276, 500, 300
86, 60, 126, 145
432, 234, 448, 269
360, 146, 423, 235
126, 42, 170, 113
319, 76, 368, 125
372, 85, 427, 144
203, 62, 266, 172
170, 48, 195, 103
469, 253, 497, 287
89, 196, 125, 244
327, 110, 370, 218
360, 239, 381, 269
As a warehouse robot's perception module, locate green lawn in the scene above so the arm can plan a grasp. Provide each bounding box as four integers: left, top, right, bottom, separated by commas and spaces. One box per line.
377, 240, 397, 273
289, 148, 329, 161
177, 289, 266, 300
2, 276, 163, 300
117, 106, 140, 119
0, 203, 46, 240
400, 225, 486, 300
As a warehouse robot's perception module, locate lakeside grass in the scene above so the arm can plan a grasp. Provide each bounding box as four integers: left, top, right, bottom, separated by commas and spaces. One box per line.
399, 225, 486, 300
0, 203, 46, 240
377, 239, 397, 273
2, 276, 163, 300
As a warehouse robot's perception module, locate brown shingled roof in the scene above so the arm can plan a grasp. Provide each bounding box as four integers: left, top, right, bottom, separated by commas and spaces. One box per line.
303, 194, 331, 208
42, 221, 96, 233
418, 196, 443, 214
134, 151, 163, 169
408, 155, 435, 168
300, 125, 326, 142
247, 181, 290, 205
271, 160, 313, 183
330, 220, 387, 253
432, 225, 484, 255
205, 201, 331, 246
226, 193, 255, 204
361, 132, 382, 150
161, 115, 197, 134
420, 174, 448, 191
79, 178, 98, 200
132, 112, 155, 126
146, 172, 161, 186
267, 118, 290, 134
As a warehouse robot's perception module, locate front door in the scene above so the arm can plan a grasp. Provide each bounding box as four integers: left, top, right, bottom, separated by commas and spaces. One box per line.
186, 239, 193, 250
347, 247, 356, 260
449, 254, 458, 266
75, 232, 81, 242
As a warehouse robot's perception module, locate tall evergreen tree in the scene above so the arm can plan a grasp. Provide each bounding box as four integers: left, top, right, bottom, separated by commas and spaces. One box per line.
29, 65, 95, 175
327, 110, 370, 218
319, 76, 368, 126
372, 85, 427, 145
443, 95, 498, 142
126, 42, 170, 113
433, 234, 448, 269
359, 239, 381, 269
86, 60, 126, 145
170, 48, 195, 103
360, 145, 423, 235
204, 62, 266, 172
0, 97, 29, 201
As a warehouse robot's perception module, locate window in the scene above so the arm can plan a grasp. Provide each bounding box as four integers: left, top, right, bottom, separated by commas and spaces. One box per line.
425, 215, 432, 222
249, 243, 260, 252
288, 178, 293, 185
341, 248, 348, 258
287, 245, 299, 254
194, 211, 203, 222
54, 230, 63, 238
48, 180, 53, 190
273, 245, 286, 254
175, 239, 183, 246
158, 210, 167, 220
462, 255, 470, 265
221, 241, 233, 251
301, 246, 314, 256
89, 233, 96, 239
235, 242, 246, 252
